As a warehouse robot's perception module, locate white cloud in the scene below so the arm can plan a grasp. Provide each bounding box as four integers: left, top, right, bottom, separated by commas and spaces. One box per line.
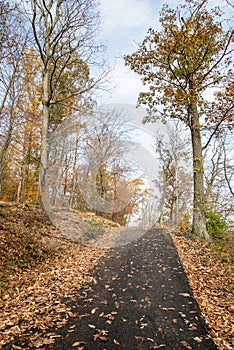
100, 0, 156, 34
99, 0, 161, 55
99, 0, 159, 104
100, 58, 143, 104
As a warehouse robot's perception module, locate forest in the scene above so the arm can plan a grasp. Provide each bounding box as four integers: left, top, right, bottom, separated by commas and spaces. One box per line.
0, 0, 233, 238
0, 0, 234, 348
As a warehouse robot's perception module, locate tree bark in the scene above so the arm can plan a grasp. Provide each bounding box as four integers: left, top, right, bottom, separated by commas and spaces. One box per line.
190, 102, 210, 240
39, 69, 50, 194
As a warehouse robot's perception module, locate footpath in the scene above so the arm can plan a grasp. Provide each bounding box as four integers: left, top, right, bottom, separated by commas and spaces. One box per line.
48, 228, 217, 350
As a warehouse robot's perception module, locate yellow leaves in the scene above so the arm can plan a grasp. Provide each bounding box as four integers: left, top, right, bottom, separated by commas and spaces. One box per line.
72, 341, 85, 347
69, 325, 76, 329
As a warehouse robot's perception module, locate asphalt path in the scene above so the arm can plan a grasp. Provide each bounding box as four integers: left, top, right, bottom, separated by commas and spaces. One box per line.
49, 228, 217, 350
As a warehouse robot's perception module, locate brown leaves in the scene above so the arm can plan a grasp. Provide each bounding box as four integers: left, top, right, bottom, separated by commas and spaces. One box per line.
93, 330, 108, 342
180, 340, 192, 349
171, 232, 234, 350
0, 210, 104, 348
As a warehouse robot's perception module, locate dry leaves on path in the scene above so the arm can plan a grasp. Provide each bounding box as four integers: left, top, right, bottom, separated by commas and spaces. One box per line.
171, 232, 234, 350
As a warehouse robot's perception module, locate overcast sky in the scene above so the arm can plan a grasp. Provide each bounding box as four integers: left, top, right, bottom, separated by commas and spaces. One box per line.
98, 0, 233, 105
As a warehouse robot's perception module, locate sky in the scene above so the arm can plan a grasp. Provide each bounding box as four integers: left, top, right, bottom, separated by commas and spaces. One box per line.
98, 0, 233, 105
99, 0, 162, 104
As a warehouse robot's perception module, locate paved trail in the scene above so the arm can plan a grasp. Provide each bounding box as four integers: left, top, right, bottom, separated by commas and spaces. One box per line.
51, 229, 216, 349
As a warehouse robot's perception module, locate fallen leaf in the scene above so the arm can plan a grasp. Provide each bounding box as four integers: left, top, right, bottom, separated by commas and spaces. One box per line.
194, 336, 203, 343
91, 308, 98, 314
179, 293, 190, 297
93, 334, 107, 342
88, 324, 96, 329
135, 336, 144, 341
158, 325, 163, 332
72, 341, 85, 347
189, 325, 198, 331
180, 340, 192, 349
114, 339, 121, 346
147, 337, 154, 342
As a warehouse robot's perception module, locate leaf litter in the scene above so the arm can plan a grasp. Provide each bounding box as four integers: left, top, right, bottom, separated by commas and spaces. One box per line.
0, 203, 104, 348
0, 203, 233, 349
171, 231, 234, 350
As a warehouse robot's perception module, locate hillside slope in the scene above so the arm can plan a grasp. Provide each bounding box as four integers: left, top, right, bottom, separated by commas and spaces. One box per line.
0, 202, 117, 300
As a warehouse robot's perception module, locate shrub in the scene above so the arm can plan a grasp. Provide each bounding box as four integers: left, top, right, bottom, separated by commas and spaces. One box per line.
205, 206, 227, 239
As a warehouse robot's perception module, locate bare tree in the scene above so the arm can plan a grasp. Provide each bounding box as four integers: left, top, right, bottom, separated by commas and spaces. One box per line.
204, 130, 234, 222
155, 123, 193, 227
83, 108, 131, 215
24, 0, 107, 192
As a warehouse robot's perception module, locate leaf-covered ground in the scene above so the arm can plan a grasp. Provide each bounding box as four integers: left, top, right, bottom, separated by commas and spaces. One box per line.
171, 231, 234, 350
2, 228, 217, 349
0, 203, 105, 348
0, 203, 233, 349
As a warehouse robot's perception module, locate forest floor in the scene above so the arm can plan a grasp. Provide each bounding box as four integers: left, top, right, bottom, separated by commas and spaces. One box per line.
0, 203, 233, 349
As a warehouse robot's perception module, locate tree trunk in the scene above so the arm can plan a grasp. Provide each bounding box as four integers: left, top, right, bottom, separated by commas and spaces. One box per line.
69, 134, 79, 209
190, 102, 210, 241
174, 167, 179, 226
0, 108, 14, 198
39, 69, 50, 198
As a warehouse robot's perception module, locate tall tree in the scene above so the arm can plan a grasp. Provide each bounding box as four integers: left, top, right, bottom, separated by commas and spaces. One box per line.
16, 47, 41, 203
0, 1, 29, 195
27, 0, 105, 194
125, 0, 233, 240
